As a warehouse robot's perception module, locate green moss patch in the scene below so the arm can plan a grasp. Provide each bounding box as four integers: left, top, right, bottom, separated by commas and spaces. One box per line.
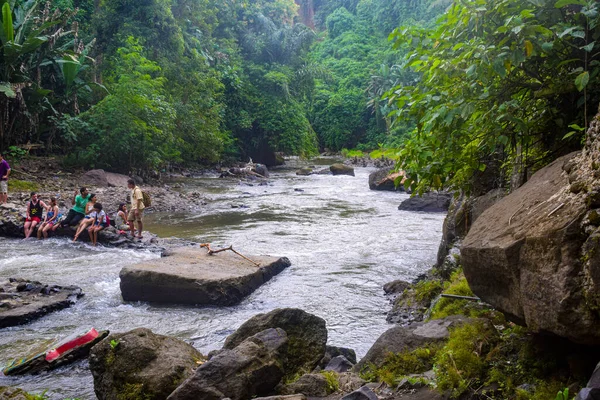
9, 179, 39, 192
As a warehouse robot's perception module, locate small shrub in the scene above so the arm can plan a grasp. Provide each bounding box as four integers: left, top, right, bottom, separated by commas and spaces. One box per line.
360, 344, 441, 387
434, 321, 499, 398
9, 179, 39, 192
320, 370, 340, 393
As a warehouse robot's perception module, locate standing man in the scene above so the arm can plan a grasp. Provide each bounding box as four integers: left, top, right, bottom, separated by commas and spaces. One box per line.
0, 152, 11, 205
127, 178, 145, 239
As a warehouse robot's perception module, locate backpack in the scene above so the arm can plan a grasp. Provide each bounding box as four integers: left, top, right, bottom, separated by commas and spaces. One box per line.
105, 213, 111, 226
141, 191, 151, 207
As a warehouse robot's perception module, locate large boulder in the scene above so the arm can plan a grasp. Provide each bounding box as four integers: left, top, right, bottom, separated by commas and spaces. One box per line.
223, 308, 327, 377
167, 328, 288, 400
79, 169, 130, 188
354, 315, 472, 372
398, 192, 452, 212
460, 152, 599, 342
368, 168, 405, 191
435, 188, 505, 269
89, 328, 203, 400
462, 111, 600, 344
120, 247, 291, 306
330, 164, 355, 176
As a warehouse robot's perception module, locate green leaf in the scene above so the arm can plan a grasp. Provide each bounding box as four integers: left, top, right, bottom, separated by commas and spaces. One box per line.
582, 42, 595, 52
0, 82, 15, 98
2, 2, 13, 43
575, 71, 589, 91
541, 42, 554, 52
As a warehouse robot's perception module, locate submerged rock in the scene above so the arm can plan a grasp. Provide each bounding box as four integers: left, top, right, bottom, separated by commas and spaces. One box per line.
223, 308, 327, 378
0, 278, 83, 328
120, 247, 290, 306
89, 327, 203, 400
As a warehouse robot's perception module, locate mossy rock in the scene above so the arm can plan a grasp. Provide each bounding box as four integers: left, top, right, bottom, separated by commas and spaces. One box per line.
89, 328, 203, 400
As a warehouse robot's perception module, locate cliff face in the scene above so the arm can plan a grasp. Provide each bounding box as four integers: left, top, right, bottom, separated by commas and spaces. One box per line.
295, 0, 315, 28
461, 108, 600, 345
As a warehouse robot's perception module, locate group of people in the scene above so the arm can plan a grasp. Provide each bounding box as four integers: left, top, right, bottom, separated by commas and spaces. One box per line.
23, 179, 147, 245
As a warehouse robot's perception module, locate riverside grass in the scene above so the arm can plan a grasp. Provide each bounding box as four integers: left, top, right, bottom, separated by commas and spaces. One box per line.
365, 268, 587, 399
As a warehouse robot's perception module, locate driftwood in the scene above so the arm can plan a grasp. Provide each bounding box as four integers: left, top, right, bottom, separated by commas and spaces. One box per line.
440, 294, 481, 302
200, 243, 261, 267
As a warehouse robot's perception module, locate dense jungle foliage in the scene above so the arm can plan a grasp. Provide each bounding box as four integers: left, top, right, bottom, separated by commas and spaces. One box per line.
0, 0, 597, 192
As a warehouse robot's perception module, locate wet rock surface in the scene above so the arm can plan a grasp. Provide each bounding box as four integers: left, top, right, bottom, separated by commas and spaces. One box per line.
120, 246, 292, 306
0, 278, 84, 328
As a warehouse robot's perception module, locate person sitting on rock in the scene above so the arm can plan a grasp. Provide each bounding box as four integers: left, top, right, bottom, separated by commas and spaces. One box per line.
0, 152, 11, 205
115, 203, 129, 233
58, 187, 91, 229
73, 193, 97, 242
87, 202, 107, 246
24, 192, 48, 239
37, 197, 59, 240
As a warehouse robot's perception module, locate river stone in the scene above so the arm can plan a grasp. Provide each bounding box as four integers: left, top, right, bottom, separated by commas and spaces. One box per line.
576, 361, 600, 400
368, 167, 405, 191
0, 278, 83, 328
120, 247, 291, 306
461, 148, 600, 343
0, 386, 30, 400
167, 328, 288, 400
398, 192, 452, 212
354, 315, 472, 372
341, 386, 378, 400
325, 355, 353, 373
89, 327, 203, 400
280, 373, 332, 397
224, 308, 327, 377
254, 395, 307, 400
317, 345, 357, 371
330, 164, 355, 176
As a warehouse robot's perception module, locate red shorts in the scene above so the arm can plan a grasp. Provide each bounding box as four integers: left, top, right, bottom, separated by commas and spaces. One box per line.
26, 216, 41, 223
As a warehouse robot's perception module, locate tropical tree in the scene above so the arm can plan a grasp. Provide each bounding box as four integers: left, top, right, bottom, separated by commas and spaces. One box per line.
385, 0, 600, 194
0, 0, 82, 150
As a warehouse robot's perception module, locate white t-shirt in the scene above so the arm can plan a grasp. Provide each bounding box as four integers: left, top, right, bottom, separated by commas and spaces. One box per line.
89, 210, 106, 224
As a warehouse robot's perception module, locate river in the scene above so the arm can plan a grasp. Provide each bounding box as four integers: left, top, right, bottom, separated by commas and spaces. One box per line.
0, 160, 444, 399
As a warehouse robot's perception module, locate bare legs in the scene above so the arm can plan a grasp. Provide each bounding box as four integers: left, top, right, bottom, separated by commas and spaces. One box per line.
88, 225, 104, 246
24, 220, 38, 239
73, 218, 94, 242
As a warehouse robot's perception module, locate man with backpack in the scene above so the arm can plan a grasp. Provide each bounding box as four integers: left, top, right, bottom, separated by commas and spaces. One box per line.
127, 178, 146, 239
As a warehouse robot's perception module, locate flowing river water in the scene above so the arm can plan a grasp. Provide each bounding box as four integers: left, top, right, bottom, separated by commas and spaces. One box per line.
0, 159, 445, 399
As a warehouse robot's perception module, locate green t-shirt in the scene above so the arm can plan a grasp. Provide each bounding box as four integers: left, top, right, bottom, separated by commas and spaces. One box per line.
72, 194, 91, 214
